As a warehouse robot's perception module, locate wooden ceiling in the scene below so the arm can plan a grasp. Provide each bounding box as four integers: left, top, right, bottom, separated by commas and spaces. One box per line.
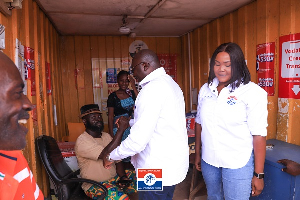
35, 0, 255, 37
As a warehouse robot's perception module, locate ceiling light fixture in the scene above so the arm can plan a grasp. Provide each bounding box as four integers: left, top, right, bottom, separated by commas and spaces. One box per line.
119, 15, 131, 34
129, 32, 136, 38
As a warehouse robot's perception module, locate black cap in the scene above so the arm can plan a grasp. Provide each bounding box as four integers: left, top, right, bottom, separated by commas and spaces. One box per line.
80, 104, 101, 118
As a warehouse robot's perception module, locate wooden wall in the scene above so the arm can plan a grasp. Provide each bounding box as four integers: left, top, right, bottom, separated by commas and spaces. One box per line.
182, 0, 300, 145
59, 36, 183, 131
0, 0, 66, 196
1, 0, 298, 196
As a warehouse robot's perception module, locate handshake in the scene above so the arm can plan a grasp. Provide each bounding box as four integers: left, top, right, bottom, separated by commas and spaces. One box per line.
103, 116, 130, 169
115, 116, 130, 131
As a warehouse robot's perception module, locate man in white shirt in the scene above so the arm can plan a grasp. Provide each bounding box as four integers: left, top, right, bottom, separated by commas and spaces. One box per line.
104, 49, 189, 200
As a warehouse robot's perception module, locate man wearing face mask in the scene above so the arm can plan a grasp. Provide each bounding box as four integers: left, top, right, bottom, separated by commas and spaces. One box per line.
75, 104, 137, 200
0, 52, 44, 200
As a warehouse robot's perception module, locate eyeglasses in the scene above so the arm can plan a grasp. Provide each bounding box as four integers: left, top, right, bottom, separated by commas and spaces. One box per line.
132, 62, 145, 70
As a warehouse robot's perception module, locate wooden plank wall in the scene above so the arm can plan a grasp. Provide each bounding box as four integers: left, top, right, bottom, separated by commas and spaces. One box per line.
0, 0, 66, 196
60, 36, 182, 132
1, 0, 298, 195
182, 0, 300, 145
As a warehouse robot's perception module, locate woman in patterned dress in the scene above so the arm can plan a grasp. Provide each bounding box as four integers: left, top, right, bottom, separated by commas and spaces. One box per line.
107, 70, 138, 165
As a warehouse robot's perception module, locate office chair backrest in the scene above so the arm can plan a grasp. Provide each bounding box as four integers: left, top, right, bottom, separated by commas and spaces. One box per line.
36, 135, 108, 200
36, 135, 75, 181
36, 135, 78, 199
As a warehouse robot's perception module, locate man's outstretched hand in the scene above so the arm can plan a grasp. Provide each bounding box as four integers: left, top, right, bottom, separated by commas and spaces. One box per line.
115, 116, 130, 132
278, 159, 300, 176
103, 116, 130, 169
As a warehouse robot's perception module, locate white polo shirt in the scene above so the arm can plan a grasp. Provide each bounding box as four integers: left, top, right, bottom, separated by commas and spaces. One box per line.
195, 78, 268, 169
110, 67, 189, 186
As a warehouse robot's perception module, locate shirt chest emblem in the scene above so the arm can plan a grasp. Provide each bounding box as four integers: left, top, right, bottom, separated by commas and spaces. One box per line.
227, 96, 237, 105
0, 171, 4, 180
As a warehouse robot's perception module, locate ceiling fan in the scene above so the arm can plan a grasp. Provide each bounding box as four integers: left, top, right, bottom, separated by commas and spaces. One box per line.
119, 15, 131, 34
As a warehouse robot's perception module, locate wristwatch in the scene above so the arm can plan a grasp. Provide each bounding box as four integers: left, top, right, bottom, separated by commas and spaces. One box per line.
253, 171, 264, 179
106, 154, 114, 162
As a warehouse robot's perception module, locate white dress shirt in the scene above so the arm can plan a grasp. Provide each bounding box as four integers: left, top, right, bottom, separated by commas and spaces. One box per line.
110, 67, 189, 186
195, 78, 268, 169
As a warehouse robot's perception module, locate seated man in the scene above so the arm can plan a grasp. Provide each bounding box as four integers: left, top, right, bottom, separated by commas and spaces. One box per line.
75, 104, 137, 200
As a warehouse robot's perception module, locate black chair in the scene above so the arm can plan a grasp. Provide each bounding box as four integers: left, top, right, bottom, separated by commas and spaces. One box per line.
35, 135, 108, 200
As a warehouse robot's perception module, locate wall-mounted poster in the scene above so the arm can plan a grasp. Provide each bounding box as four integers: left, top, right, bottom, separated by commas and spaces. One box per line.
92, 58, 129, 125
256, 42, 275, 96
24, 46, 36, 96
15, 39, 27, 95
106, 68, 117, 83
157, 54, 177, 82
92, 40, 149, 125
279, 33, 300, 99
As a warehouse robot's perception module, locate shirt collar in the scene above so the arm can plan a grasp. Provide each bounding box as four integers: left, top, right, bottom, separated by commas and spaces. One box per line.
139, 67, 166, 87
209, 78, 219, 90
209, 78, 244, 92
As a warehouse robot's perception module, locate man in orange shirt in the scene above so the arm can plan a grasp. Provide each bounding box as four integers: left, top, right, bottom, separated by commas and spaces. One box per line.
0, 52, 44, 200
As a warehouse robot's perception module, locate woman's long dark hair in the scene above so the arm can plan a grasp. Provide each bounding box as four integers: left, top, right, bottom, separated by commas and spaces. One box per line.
208, 42, 251, 90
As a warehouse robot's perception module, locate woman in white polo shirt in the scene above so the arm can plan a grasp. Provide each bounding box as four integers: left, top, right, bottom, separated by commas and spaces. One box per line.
194, 42, 268, 200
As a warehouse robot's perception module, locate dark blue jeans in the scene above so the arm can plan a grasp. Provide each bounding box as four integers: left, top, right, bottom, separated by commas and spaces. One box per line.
138, 185, 176, 200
